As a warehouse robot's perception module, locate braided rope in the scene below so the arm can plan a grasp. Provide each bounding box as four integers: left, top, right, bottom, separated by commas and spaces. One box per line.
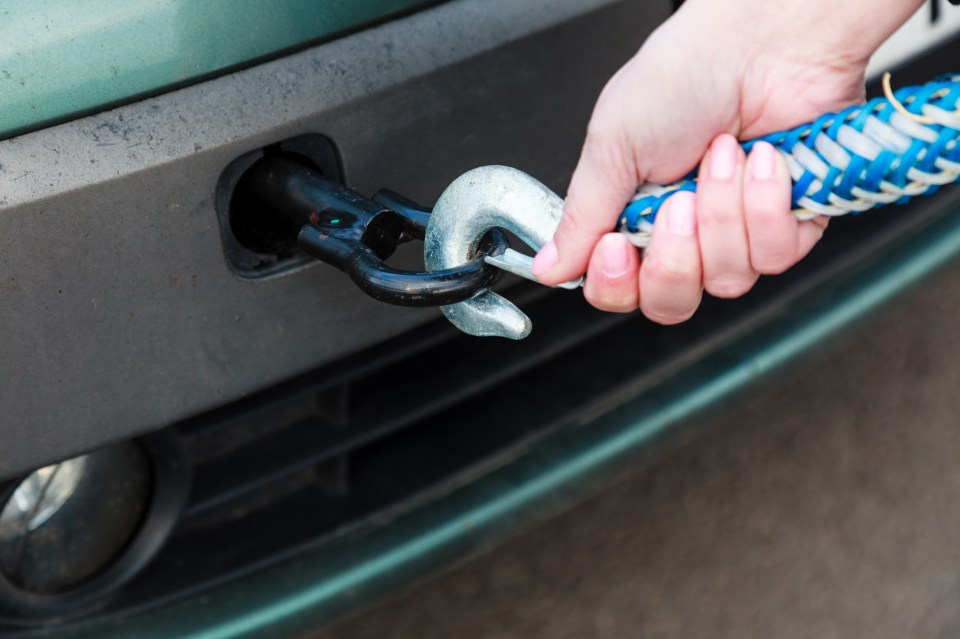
619, 74, 960, 247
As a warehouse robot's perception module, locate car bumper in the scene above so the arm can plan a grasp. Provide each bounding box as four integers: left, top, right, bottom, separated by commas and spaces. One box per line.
58, 192, 960, 638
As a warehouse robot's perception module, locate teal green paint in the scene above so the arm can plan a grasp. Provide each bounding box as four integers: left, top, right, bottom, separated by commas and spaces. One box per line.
0, 0, 435, 141
61, 206, 960, 639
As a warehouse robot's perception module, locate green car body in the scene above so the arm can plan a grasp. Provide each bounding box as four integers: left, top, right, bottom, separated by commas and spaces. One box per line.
0, 0, 435, 140
1, 1, 959, 637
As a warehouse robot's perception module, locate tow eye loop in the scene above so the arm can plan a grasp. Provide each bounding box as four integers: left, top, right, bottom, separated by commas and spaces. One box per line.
236, 156, 509, 307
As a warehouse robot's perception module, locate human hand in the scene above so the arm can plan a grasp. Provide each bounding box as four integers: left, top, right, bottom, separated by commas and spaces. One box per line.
531, 0, 922, 323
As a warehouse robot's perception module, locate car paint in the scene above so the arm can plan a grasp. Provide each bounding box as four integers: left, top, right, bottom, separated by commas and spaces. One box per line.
0, 0, 436, 140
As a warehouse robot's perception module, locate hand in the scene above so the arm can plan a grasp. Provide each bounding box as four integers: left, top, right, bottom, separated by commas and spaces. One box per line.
531, 0, 922, 323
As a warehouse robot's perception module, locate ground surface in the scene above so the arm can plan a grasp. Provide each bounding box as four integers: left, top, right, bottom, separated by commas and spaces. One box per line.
317, 259, 960, 639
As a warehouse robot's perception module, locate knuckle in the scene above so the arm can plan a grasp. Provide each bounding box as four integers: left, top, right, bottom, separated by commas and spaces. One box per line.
643, 254, 699, 286
643, 308, 696, 326
593, 299, 639, 314
745, 202, 785, 228
556, 197, 603, 257
704, 275, 756, 299
753, 252, 795, 276
697, 200, 741, 225
640, 297, 700, 326
582, 127, 625, 175
556, 197, 588, 239
584, 117, 614, 148
584, 91, 626, 144
584, 285, 637, 314
582, 117, 637, 185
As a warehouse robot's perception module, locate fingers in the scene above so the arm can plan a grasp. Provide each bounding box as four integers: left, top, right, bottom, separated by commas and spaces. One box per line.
696, 133, 758, 298
582, 233, 640, 312
742, 140, 827, 273
581, 193, 705, 322
583, 193, 703, 324
569, 133, 828, 325
532, 119, 639, 286
743, 141, 800, 274
637, 191, 704, 324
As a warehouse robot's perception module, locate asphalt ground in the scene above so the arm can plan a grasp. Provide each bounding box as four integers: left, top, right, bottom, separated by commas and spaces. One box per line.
318, 257, 960, 639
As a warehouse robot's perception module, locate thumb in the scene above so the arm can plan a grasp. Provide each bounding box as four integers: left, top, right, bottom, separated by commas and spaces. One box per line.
532, 131, 640, 285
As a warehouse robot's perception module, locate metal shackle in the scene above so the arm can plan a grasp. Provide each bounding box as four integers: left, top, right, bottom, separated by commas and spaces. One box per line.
424, 166, 564, 340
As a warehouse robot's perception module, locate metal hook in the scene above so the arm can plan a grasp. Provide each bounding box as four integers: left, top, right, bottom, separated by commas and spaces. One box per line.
424, 166, 566, 340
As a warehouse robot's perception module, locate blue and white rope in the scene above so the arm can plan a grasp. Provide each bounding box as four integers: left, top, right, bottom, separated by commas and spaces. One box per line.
619, 74, 960, 247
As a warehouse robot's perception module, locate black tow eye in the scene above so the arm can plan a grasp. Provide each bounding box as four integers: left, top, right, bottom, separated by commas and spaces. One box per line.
234, 156, 507, 307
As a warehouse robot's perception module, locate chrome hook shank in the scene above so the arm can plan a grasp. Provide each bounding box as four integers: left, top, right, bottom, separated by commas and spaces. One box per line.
424, 166, 565, 339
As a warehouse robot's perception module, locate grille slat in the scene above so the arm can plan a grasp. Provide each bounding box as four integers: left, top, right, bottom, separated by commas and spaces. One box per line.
185, 285, 630, 515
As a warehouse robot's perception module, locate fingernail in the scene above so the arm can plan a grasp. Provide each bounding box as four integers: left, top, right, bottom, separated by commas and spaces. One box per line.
750, 141, 777, 181
599, 234, 631, 278
709, 135, 738, 181
532, 239, 558, 277
667, 194, 696, 237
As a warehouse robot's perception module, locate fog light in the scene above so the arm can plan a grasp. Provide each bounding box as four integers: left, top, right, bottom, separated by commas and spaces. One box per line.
0, 430, 189, 620
0, 442, 151, 595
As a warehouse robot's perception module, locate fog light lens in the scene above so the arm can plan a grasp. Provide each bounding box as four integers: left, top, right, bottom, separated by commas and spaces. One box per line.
0, 442, 151, 595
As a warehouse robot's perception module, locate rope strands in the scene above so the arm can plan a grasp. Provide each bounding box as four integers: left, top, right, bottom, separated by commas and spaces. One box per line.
619, 74, 960, 248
